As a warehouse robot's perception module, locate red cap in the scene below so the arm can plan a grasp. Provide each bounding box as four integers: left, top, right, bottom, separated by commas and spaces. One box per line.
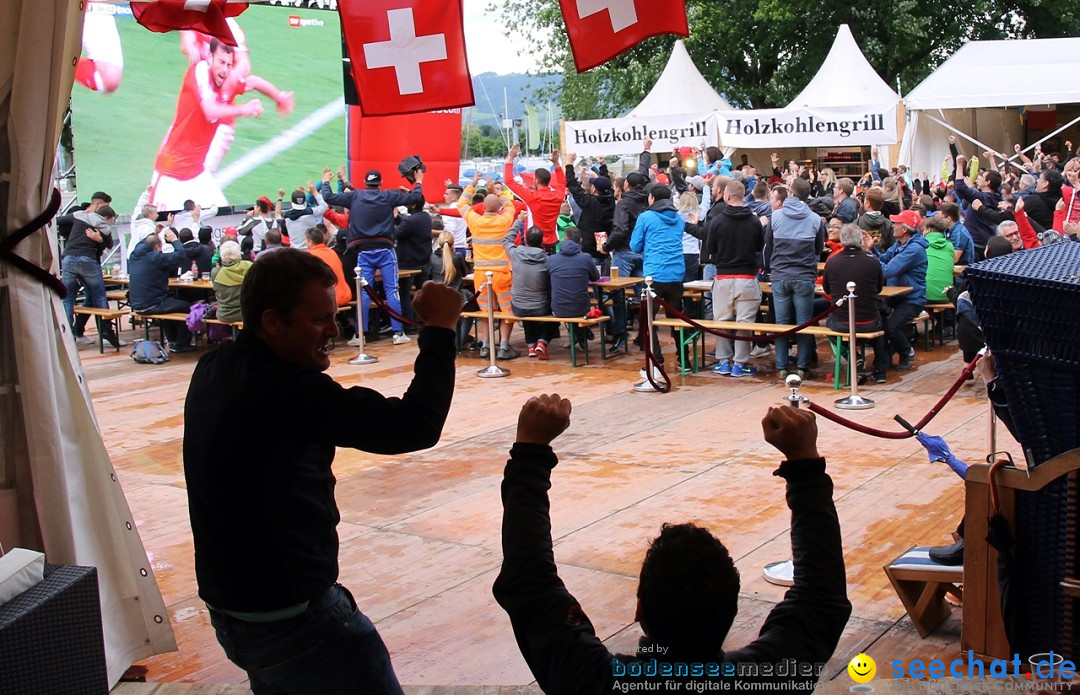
889, 210, 922, 228
223, 226, 238, 236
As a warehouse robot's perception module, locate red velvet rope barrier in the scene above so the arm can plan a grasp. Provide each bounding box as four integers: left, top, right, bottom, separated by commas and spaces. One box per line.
639, 301, 672, 392
362, 282, 425, 328
807, 352, 984, 438
654, 294, 845, 341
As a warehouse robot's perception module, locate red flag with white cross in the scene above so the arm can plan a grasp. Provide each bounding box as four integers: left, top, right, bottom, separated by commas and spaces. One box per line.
129, 0, 247, 46
559, 0, 689, 72
338, 0, 474, 117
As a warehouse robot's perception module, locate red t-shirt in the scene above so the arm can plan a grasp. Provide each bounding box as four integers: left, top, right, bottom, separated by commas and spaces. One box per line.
155, 62, 226, 179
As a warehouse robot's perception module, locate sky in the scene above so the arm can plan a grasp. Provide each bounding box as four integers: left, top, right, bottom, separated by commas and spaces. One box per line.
462, 0, 548, 75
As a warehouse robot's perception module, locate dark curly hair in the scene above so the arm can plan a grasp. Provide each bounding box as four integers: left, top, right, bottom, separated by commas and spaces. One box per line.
637, 523, 740, 660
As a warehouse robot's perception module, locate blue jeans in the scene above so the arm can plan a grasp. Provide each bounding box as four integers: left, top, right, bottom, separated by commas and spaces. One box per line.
610, 250, 643, 335
61, 255, 107, 334
209, 585, 404, 695
772, 278, 815, 370
358, 248, 403, 333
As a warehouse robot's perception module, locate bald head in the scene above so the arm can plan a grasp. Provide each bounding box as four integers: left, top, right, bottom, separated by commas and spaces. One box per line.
484, 194, 502, 212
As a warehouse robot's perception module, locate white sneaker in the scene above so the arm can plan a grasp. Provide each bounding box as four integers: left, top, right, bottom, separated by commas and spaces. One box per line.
749, 344, 772, 359
637, 365, 664, 381
347, 335, 362, 347
392, 332, 411, 345
75, 336, 94, 346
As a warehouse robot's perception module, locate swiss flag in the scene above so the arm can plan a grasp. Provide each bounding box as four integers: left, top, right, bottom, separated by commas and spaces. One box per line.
130, 0, 247, 46
559, 0, 688, 72
339, 0, 474, 117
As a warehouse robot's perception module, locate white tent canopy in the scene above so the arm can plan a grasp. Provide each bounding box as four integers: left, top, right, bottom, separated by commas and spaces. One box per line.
899, 37, 1080, 178
903, 37, 1080, 110
788, 24, 901, 109
564, 40, 728, 157
628, 40, 732, 117
715, 25, 899, 156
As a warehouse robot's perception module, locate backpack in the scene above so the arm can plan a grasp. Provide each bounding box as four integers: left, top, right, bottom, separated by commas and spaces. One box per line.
186, 300, 211, 334
131, 339, 169, 365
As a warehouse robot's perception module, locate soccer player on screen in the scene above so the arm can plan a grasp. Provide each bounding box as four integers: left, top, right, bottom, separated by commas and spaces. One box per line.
76, 1, 123, 94
178, 20, 295, 173
149, 39, 292, 211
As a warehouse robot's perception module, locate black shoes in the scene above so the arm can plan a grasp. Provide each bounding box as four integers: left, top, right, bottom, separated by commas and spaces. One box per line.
896, 349, 916, 371
170, 344, 196, 354
928, 539, 964, 565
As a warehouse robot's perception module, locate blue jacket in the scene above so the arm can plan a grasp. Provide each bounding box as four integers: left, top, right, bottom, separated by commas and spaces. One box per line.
947, 221, 974, 265
630, 200, 686, 283
322, 182, 423, 249
766, 198, 824, 281
874, 233, 928, 306
547, 239, 599, 317
129, 239, 187, 311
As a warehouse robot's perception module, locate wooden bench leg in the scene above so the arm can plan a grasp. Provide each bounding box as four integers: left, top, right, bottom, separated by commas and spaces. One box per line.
598, 322, 606, 362
94, 316, 105, 355
830, 337, 844, 390
567, 323, 578, 368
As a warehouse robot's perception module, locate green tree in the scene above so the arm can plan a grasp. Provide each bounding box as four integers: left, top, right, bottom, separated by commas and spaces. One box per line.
461, 124, 506, 159
496, 0, 1080, 118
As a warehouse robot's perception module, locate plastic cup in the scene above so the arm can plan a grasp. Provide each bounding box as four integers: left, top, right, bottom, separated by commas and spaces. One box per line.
611, 266, 620, 279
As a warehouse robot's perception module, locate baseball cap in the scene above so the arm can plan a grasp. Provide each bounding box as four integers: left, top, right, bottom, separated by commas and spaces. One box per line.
290, 189, 307, 206
626, 172, 648, 188
688, 175, 706, 191
364, 170, 382, 187
591, 176, 612, 193
889, 210, 922, 228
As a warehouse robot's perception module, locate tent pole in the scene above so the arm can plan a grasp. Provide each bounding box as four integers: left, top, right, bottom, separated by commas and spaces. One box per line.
923, 112, 1026, 174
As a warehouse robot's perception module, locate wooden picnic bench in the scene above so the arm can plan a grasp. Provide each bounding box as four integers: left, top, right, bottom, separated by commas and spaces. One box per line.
72, 306, 130, 354
653, 317, 886, 389
459, 311, 610, 367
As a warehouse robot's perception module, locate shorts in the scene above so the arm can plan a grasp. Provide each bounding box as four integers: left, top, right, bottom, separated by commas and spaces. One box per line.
83, 6, 123, 68
475, 269, 512, 311
150, 168, 228, 211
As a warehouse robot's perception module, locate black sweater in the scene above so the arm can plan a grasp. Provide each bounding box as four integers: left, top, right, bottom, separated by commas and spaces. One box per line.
183, 327, 456, 611
493, 444, 851, 694
564, 164, 614, 259
703, 204, 764, 274
821, 247, 885, 324
394, 210, 434, 268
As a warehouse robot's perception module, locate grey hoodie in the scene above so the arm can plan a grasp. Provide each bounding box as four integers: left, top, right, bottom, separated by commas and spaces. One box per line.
61, 210, 113, 260
504, 220, 551, 313
766, 198, 824, 281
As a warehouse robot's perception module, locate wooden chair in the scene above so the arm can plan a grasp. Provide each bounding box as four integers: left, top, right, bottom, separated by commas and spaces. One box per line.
962, 448, 1080, 662
884, 546, 964, 638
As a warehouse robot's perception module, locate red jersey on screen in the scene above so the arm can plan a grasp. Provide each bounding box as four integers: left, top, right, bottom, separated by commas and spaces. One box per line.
155, 61, 227, 179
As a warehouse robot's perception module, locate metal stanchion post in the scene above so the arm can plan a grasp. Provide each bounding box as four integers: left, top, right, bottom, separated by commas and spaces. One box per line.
477, 270, 509, 378
835, 281, 875, 410
784, 373, 807, 407
634, 276, 665, 393
765, 372, 804, 586
348, 264, 378, 365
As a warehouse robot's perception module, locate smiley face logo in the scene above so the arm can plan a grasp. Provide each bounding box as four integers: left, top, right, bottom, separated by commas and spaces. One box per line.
848, 653, 876, 684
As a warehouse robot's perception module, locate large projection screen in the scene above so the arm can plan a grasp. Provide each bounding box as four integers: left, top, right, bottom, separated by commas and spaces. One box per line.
70, 1, 347, 213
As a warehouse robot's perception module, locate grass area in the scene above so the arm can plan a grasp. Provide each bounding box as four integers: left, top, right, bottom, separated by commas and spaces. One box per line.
71, 4, 346, 211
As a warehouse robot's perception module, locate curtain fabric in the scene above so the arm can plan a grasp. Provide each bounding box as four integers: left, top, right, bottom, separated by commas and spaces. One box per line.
0, 0, 176, 687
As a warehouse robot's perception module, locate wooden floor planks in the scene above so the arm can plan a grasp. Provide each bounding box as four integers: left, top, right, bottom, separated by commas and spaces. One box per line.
76, 322, 1010, 691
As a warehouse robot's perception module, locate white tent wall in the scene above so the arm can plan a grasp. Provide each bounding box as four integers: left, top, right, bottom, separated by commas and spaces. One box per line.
0, 0, 176, 687
897, 108, 1023, 180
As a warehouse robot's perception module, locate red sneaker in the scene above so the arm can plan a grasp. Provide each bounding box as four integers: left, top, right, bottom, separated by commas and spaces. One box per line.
535, 341, 549, 361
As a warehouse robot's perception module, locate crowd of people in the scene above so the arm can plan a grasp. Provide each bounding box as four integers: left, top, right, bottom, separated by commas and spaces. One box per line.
62, 132, 1079, 386
53, 132, 1074, 693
